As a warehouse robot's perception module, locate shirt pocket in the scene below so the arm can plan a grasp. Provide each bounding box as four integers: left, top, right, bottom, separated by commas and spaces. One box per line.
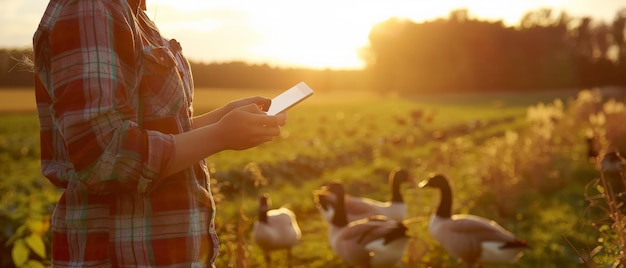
140, 46, 186, 118
143, 46, 178, 75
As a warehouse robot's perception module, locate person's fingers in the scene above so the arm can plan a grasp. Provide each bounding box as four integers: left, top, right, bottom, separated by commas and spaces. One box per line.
238, 96, 271, 111
274, 112, 287, 126
254, 97, 271, 112
255, 125, 281, 137
236, 105, 287, 127
248, 96, 270, 105
229, 96, 270, 111
239, 103, 266, 113
257, 116, 285, 127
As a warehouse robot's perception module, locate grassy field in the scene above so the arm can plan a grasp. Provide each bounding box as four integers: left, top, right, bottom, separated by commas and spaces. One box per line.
1, 86, 621, 267
0, 86, 581, 114
0, 86, 388, 114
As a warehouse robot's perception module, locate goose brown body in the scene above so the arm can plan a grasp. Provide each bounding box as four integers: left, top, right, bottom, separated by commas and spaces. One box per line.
419, 174, 530, 267
252, 193, 301, 267
320, 168, 413, 223
314, 182, 410, 268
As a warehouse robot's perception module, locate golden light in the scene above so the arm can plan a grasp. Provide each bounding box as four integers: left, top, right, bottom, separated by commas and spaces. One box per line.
147, 0, 570, 70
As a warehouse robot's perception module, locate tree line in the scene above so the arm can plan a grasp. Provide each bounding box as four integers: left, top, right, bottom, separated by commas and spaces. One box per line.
0, 49, 365, 93
367, 8, 626, 93
1, 7, 625, 94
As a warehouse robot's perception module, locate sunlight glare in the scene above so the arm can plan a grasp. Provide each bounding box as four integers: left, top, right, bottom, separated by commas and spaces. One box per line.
146, 0, 581, 69
242, 1, 459, 69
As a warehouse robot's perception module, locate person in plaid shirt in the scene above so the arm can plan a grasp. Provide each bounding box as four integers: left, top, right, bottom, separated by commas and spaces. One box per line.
32, 0, 287, 266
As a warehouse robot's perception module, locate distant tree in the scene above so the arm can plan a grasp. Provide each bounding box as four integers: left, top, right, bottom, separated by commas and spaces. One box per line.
365, 7, 612, 93
519, 8, 559, 29
574, 17, 593, 58
449, 8, 469, 23
593, 22, 611, 60
612, 11, 626, 63
188, 61, 366, 91
4, 6, 626, 90
367, 17, 415, 92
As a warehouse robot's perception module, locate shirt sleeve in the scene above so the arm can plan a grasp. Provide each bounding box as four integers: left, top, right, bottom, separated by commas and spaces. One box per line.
48, 1, 174, 194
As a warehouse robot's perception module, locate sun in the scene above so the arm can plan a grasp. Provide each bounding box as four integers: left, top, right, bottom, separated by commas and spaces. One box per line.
242, 1, 463, 70
246, 6, 374, 70
149, 0, 547, 70
239, 0, 534, 70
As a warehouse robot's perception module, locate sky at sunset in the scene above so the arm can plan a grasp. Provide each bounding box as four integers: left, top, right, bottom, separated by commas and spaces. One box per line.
1, 0, 625, 70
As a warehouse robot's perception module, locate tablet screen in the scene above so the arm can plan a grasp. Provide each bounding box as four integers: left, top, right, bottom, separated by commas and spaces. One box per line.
267, 82, 314, 116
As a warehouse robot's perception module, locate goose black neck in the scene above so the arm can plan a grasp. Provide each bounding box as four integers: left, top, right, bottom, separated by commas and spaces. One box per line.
436, 183, 452, 218
391, 176, 403, 203
259, 209, 268, 223
259, 200, 269, 223
331, 194, 349, 227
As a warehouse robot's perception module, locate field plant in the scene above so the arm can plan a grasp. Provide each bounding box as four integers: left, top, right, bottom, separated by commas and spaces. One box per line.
209, 88, 621, 268
577, 89, 626, 266
0, 114, 61, 268
1, 88, 624, 267
473, 88, 626, 267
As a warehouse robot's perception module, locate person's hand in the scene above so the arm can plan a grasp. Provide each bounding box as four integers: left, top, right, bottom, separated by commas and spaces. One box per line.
193, 96, 274, 129
225, 96, 272, 114
216, 103, 287, 150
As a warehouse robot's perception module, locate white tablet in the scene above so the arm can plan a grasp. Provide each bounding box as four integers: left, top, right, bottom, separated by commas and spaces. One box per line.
266, 82, 314, 116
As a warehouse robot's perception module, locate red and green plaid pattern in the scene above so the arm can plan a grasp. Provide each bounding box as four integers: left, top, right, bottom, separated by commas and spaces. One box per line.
33, 0, 218, 266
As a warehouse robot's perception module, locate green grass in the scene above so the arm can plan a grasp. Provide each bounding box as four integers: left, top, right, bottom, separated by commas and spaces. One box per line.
0, 87, 608, 267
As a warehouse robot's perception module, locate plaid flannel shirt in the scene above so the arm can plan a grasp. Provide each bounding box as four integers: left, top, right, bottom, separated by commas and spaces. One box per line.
33, 0, 218, 266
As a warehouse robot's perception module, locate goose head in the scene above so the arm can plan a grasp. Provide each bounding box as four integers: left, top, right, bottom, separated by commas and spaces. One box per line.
313, 182, 349, 227
258, 193, 271, 223
418, 173, 449, 189
313, 183, 337, 223
418, 173, 452, 218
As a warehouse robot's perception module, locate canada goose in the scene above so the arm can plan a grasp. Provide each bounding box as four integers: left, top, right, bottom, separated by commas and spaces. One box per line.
313, 181, 410, 268
252, 193, 302, 268
319, 168, 413, 223
419, 174, 530, 267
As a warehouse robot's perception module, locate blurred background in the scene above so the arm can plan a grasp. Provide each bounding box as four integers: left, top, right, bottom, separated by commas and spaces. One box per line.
2, 1, 626, 267
1, 0, 625, 93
